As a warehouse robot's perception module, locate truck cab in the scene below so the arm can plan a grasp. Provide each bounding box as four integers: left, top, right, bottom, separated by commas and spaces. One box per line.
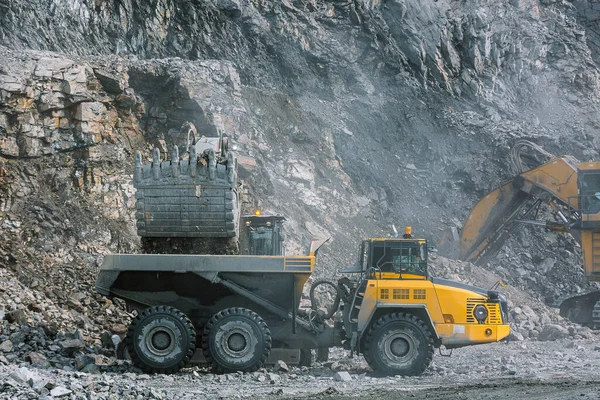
342, 234, 510, 376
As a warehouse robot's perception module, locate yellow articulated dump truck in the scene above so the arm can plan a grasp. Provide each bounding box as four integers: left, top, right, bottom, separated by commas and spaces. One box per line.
96, 229, 510, 376
96, 139, 510, 376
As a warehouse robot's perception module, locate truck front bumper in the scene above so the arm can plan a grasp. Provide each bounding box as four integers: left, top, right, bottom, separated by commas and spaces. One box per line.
436, 323, 510, 348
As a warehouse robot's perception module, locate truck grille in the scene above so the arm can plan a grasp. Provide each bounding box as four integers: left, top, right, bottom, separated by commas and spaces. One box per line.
466, 298, 502, 324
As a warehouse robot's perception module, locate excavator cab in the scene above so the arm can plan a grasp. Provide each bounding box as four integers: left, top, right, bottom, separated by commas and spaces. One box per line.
239, 213, 286, 256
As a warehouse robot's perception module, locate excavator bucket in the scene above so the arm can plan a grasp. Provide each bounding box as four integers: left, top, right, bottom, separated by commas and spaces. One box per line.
457, 180, 531, 263
134, 143, 239, 239
441, 157, 580, 265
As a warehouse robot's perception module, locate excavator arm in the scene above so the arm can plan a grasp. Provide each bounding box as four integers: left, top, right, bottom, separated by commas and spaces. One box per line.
456, 157, 580, 264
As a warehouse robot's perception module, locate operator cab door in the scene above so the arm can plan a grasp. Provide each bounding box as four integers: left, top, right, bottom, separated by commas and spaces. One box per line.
364, 239, 428, 280
578, 166, 600, 228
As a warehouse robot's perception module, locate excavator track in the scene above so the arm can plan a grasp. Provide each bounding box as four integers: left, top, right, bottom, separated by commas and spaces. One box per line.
556, 291, 600, 327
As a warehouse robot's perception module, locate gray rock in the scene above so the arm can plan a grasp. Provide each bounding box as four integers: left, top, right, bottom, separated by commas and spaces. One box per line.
9, 367, 32, 385
520, 305, 539, 324
59, 339, 84, 354
30, 376, 52, 391
267, 372, 280, 382
333, 371, 352, 382
6, 310, 27, 325
50, 386, 72, 398
28, 352, 51, 369
100, 331, 114, 349
0, 339, 13, 352
75, 354, 96, 371
112, 334, 122, 351
81, 363, 100, 374
538, 324, 570, 341
273, 360, 289, 373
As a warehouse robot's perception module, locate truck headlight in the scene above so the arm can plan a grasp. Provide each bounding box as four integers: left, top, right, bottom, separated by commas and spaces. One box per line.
474, 305, 488, 323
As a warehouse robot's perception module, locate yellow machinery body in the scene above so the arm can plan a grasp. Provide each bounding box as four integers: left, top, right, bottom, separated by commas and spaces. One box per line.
356, 274, 510, 347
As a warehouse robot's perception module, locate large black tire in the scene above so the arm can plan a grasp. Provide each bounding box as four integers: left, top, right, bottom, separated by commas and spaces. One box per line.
363, 312, 434, 376
202, 307, 272, 373
126, 305, 196, 374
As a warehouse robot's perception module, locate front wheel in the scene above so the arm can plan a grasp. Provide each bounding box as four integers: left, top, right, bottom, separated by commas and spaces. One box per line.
126, 305, 196, 374
363, 312, 434, 376
202, 307, 272, 373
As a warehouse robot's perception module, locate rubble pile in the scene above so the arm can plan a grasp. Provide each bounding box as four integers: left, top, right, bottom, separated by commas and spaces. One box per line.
487, 228, 600, 305
2, 337, 600, 399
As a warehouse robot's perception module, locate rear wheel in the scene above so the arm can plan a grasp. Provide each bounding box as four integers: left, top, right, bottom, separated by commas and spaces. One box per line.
363, 312, 434, 376
202, 307, 271, 373
126, 305, 196, 374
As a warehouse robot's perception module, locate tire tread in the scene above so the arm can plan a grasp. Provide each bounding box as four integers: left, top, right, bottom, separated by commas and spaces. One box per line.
201, 307, 272, 373
363, 312, 434, 376
126, 305, 196, 374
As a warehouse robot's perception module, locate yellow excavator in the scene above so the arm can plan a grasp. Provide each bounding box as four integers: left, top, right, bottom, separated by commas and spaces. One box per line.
439, 141, 600, 326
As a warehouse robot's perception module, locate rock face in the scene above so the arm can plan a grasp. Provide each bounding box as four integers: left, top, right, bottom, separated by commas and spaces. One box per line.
1, 0, 600, 377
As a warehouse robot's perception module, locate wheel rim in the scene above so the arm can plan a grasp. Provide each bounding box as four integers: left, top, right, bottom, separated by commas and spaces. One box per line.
219, 326, 253, 358
381, 331, 417, 364
144, 325, 177, 356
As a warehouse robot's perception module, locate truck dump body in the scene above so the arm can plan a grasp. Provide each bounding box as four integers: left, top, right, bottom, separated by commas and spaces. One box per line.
97, 253, 314, 318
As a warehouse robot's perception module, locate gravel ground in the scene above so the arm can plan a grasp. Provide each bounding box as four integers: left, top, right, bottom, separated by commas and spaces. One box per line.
3, 336, 600, 399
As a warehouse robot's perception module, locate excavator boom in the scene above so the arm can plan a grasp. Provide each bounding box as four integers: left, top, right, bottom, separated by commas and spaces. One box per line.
457, 157, 579, 264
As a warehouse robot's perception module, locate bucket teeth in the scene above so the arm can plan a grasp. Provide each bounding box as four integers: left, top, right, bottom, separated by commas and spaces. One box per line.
134, 142, 239, 239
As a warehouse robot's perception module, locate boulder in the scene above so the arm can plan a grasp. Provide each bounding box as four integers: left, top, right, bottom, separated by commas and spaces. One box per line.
50, 386, 72, 398
273, 360, 289, 373
28, 352, 51, 369
333, 371, 352, 382
59, 339, 84, 355
0, 339, 13, 353
538, 324, 569, 341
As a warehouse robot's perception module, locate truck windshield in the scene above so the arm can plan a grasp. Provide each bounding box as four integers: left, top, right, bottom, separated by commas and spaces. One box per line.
370, 241, 427, 277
